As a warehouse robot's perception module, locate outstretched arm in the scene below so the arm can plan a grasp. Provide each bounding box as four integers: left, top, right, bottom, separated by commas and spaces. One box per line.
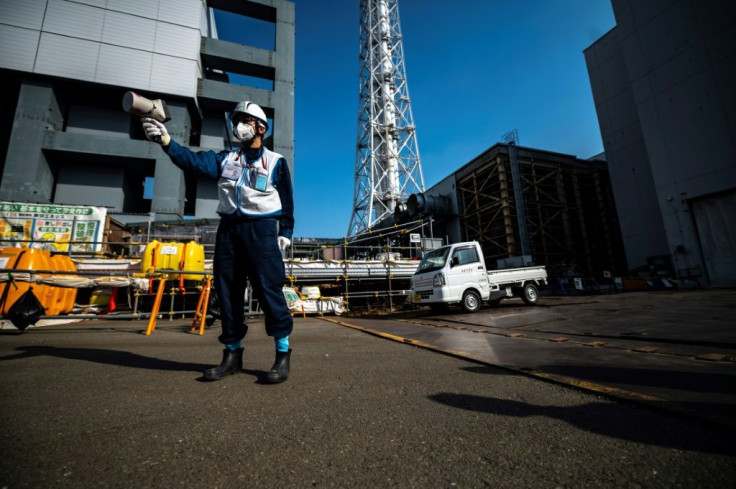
142, 118, 223, 179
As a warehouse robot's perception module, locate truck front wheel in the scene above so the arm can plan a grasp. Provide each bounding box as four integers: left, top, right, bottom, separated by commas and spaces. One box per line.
461, 290, 482, 313
521, 283, 539, 305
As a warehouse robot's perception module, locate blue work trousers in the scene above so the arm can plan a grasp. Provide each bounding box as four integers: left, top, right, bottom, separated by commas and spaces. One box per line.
213, 218, 293, 344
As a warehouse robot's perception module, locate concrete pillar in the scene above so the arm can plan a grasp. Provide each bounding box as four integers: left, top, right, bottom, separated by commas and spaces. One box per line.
200, 116, 227, 151
0, 80, 63, 203
273, 0, 295, 179
151, 101, 190, 219
195, 176, 219, 219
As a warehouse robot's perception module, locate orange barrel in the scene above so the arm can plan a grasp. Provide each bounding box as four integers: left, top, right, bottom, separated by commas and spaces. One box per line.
44, 255, 64, 316
0, 247, 52, 315
49, 254, 78, 315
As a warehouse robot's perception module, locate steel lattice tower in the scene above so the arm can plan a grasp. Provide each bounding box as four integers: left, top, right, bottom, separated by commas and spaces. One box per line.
348, 0, 425, 236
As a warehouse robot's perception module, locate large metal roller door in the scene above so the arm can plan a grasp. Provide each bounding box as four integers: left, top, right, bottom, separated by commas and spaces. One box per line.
692, 191, 736, 287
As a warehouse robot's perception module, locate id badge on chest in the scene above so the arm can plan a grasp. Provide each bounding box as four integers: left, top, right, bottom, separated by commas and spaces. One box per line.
222, 162, 242, 181
253, 166, 269, 192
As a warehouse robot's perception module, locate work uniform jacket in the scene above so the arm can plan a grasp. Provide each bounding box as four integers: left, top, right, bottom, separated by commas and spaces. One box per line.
164, 140, 294, 239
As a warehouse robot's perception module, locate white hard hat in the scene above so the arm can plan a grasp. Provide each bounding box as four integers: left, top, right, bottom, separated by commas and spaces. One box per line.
231, 101, 268, 130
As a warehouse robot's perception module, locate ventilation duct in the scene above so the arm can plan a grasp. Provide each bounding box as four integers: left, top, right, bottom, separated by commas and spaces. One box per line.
406, 193, 452, 217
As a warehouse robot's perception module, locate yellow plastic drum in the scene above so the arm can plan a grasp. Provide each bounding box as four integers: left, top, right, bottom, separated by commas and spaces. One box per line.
141, 240, 204, 280
142, 241, 183, 278
141, 240, 161, 274
181, 241, 205, 280
142, 241, 204, 280
159, 242, 183, 278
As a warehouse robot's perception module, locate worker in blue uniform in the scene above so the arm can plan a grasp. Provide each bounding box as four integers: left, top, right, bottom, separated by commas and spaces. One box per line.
142, 101, 294, 383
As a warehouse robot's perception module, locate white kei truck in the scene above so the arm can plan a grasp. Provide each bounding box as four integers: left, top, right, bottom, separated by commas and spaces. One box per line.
410, 241, 548, 313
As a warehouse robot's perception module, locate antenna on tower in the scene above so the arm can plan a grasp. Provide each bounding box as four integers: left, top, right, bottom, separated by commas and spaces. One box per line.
348, 0, 425, 236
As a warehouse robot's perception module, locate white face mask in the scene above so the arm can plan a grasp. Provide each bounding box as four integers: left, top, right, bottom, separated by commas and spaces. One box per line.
233, 122, 255, 142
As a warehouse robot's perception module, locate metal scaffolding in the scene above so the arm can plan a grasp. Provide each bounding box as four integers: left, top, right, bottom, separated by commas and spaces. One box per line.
349, 0, 424, 236
456, 144, 625, 277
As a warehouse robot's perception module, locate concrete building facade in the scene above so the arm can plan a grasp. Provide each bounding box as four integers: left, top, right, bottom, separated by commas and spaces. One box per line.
585, 0, 736, 286
0, 0, 295, 224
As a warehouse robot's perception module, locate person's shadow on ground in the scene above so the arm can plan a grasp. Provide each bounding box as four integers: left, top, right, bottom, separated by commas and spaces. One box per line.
429, 390, 735, 455
0, 345, 268, 382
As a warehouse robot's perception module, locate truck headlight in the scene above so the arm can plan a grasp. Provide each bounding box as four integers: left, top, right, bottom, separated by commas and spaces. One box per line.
433, 273, 445, 286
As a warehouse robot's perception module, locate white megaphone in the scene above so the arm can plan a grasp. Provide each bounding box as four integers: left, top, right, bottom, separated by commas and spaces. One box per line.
122, 91, 171, 123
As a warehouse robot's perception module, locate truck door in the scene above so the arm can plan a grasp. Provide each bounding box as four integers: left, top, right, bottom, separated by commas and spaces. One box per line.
448, 245, 489, 300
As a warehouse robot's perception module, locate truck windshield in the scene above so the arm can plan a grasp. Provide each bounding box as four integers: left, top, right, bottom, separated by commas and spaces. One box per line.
416, 247, 450, 274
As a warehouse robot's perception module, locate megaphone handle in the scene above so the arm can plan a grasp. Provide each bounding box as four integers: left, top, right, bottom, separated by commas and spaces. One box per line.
153, 135, 162, 144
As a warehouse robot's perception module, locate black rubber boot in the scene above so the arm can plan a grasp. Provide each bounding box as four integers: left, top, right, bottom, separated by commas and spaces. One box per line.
203, 347, 243, 381
266, 349, 291, 384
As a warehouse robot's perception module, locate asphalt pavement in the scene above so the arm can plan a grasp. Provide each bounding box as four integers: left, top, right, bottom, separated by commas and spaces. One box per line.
0, 290, 735, 488
334, 289, 736, 430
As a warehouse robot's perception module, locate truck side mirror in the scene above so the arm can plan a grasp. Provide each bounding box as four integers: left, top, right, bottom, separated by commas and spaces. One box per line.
451, 256, 459, 267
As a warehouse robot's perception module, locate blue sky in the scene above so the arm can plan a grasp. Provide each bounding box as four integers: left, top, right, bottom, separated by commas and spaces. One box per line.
215, 0, 616, 239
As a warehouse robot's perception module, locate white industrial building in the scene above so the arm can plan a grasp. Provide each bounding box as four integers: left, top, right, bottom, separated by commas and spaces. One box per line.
584, 0, 735, 286
0, 0, 294, 223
